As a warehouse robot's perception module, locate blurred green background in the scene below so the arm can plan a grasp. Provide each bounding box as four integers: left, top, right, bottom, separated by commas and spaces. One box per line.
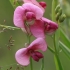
0, 0, 70, 70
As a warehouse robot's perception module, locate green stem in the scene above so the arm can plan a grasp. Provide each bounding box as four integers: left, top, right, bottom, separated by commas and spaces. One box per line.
27, 34, 33, 70
0, 24, 20, 30
30, 57, 33, 70
52, 0, 58, 21
52, 0, 63, 70
48, 46, 55, 54
40, 58, 44, 70
53, 33, 63, 70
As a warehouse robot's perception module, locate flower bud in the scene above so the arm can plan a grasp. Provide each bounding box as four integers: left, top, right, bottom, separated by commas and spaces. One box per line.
39, 1, 47, 8
59, 14, 66, 22
58, 8, 62, 16
55, 13, 60, 21
55, 8, 62, 21
55, 5, 61, 14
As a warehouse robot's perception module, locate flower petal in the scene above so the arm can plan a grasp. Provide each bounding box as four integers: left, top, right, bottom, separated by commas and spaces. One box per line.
23, 0, 45, 12
42, 17, 58, 34
15, 48, 30, 66
13, 6, 25, 28
30, 20, 45, 38
28, 38, 47, 51
22, 3, 43, 19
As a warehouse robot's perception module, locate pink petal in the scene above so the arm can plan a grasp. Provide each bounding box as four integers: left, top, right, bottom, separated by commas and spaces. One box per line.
30, 20, 45, 38
42, 17, 58, 34
22, 3, 43, 19
23, 0, 45, 12
15, 48, 30, 66
28, 38, 47, 51
13, 6, 25, 28
42, 17, 58, 27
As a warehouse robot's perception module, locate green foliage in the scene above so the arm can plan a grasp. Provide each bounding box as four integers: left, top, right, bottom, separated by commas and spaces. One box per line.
9, 0, 22, 9
59, 41, 70, 59
60, 29, 70, 48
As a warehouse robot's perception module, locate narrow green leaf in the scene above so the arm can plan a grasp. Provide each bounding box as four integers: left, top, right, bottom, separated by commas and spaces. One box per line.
54, 54, 63, 70
59, 41, 70, 59
54, 28, 60, 52
60, 29, 70, 48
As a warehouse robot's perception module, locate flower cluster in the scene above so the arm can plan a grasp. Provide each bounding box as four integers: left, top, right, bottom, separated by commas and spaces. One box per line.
13, 0, 58, 66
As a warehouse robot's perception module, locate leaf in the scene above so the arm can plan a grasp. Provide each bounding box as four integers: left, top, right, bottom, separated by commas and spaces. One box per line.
54, 54, 63, 70
59, 41, 70, 59
9, 0, 21, 9
54, 28, 60, 52
60, 29, 70, 48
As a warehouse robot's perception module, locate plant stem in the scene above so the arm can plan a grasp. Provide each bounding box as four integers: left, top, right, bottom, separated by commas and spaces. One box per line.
48, 46, 55, 54
52, 0, 63, 70
0, 24, 20, 30
30, 57, 33, 70
27, 34, 33, 70
40, 58, 44, 70
52, 0, 58, 21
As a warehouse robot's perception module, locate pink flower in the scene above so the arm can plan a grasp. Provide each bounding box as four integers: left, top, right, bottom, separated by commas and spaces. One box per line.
13, 3, 45, 37
30, 19, 45, 38
42, 17, 58, 34
13, 3, 58, 38
30, 17, 58, 38
15, 38, 47, 66
23, 0, 46, 12
13, 3, 43, 28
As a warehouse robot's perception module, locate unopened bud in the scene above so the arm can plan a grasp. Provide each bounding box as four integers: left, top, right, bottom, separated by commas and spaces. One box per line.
59, 14, 66, 22
55, 8, 62, 21
55, 5, 61, 14
58, 8, 62, 16
55, 13, 60, 21
39, 1, 47, 8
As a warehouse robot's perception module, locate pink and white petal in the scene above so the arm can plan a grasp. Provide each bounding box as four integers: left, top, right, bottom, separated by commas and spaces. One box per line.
28, 38, 47, 51
15, 48, 30, 66
30, 20, 45, 38
13, 6, 25, 28
22, 3, 43, 19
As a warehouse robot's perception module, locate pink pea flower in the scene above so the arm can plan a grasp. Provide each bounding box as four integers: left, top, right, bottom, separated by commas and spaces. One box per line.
15, 38, 47, 66
23, 0, 46, 12
30, 17, 58, 38
13, 3, 43, 32
42, 17, 58, 34
13, 3, 43, 28
30, 19, 45, 38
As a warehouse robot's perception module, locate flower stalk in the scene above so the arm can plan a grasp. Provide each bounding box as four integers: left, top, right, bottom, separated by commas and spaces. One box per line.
0, 24, 20, 30
52, 0, 63, 70
40, 58, 44, 70
27, 34, 33, 70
